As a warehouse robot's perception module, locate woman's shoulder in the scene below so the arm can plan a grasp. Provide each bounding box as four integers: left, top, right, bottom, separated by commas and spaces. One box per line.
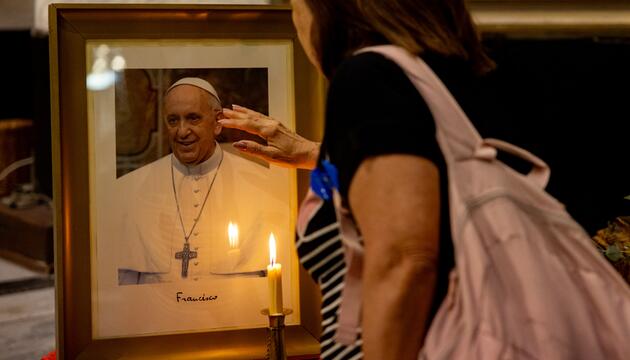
337, 51, 400, 73
328, 51, 424, 108
334, 49, 478, 84
329, 49, 483, 126
331, 51, 410, 88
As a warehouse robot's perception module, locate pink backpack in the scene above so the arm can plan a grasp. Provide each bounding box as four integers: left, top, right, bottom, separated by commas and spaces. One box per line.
321, 45, 630, 359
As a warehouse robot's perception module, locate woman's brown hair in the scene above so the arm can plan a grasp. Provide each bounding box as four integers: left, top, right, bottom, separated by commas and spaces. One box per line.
301, 0, 494, 78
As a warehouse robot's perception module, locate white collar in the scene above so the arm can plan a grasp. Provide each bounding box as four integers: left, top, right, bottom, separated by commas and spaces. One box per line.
172, 142, 223, 176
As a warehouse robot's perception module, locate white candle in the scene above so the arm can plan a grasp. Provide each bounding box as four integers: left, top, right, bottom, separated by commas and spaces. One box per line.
267, 233, 283, 314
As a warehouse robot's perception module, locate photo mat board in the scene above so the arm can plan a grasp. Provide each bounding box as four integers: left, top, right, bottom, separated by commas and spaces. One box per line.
87, 40, 301, 339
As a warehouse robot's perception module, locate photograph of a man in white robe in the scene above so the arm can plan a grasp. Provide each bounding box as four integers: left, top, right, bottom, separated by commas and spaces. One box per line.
116, 77, 281, 285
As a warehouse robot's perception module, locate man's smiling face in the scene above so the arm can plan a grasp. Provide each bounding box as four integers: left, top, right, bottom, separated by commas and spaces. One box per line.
164, 85, 222, 165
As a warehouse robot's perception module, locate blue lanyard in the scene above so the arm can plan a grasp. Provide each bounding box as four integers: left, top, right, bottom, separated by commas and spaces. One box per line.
310, 159, 339, 201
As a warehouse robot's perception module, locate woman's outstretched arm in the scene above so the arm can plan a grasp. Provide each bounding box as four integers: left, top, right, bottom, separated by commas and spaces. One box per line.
349, 154, 441, 360
220, 105, 320, 169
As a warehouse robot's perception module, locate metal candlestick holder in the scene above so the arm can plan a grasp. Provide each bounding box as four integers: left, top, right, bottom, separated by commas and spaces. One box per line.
261, 308, 293, 360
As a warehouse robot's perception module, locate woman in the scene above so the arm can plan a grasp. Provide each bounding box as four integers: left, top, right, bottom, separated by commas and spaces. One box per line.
220, 1, 493, 358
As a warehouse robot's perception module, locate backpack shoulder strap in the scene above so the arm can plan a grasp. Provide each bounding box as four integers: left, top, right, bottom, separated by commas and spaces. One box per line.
333, 188, 364, 344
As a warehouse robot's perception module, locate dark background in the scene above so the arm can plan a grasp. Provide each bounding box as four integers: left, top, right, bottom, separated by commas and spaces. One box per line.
1, 31, 629, 235
0, 31, 51, 197
478, 36, 630, 233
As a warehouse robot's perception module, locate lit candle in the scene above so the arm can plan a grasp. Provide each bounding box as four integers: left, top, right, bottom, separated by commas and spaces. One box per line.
267, 233, 283, 314
227, 222, 240, 270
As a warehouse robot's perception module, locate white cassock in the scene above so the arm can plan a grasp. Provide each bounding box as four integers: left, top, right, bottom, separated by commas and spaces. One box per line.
116, 144, 281, 284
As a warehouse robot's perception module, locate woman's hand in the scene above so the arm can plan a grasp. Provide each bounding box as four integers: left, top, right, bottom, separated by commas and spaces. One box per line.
219, 105, 319, 170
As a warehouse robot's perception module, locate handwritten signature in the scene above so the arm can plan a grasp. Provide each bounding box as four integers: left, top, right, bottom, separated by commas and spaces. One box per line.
176, 291, 218, 303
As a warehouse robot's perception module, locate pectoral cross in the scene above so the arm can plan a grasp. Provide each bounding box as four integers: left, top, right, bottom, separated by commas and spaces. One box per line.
175, 243, 198, 278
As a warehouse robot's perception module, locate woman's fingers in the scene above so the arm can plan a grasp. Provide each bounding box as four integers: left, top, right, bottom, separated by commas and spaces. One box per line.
232, 140, 285, 165
222, 105, 285, 140
233, 140, 266, 153
220, 108, 266, 135
232, 104, 264, 118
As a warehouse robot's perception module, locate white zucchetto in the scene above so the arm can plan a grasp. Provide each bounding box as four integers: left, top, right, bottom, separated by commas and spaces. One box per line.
167, 77, 221, 104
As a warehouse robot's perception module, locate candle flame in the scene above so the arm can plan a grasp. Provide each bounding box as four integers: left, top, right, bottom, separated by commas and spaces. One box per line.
228, 222, 239, 249
269, 233, 277, 265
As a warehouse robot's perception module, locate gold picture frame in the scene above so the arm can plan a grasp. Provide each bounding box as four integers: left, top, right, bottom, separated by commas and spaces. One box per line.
50, 4, 324, 359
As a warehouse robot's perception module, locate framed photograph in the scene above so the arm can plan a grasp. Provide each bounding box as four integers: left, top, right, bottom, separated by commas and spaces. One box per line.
50, 4, 325, 359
